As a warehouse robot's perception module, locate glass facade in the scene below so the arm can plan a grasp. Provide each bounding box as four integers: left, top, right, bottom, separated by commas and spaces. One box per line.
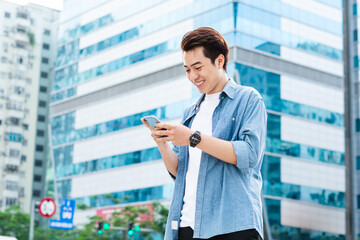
265, 199, 345, 240
51, 0, 346, 238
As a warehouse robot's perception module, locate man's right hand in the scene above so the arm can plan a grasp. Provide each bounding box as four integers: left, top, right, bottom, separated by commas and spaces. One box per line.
141, 118, 168, 146
141, 118, 179, 177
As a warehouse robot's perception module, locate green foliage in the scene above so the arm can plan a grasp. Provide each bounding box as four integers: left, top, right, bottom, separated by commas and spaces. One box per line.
0, 201, 169, 240
104, 193, 113, 199
0, 205, 30, 240
149, 201, 169, 236
27, 32, 35, 46
76, 203, 88, 210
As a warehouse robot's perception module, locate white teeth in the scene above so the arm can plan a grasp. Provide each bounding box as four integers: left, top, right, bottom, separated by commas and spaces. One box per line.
195, 81, 204, 86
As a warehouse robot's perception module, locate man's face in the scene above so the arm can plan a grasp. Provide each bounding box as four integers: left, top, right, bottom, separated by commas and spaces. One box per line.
183, 46, 224, 94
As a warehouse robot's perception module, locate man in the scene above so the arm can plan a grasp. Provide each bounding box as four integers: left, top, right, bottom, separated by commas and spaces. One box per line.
141, 27, 267, 240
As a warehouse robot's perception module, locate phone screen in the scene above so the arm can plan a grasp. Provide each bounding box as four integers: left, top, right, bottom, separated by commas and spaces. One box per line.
143, 116, 161, 128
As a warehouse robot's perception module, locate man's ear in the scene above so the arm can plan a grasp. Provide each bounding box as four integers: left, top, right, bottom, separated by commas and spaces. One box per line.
217, 54, 225, 69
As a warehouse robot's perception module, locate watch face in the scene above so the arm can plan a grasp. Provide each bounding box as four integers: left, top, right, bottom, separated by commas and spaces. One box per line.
190, 131, 201, 147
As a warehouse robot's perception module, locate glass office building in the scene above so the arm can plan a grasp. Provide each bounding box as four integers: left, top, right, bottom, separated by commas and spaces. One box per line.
50, 0, 346, 239
345, 0, 360, 239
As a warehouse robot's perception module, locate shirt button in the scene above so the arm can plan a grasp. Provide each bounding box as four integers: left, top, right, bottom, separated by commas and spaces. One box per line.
232, 117, 235, 121
221, 96, 224, 100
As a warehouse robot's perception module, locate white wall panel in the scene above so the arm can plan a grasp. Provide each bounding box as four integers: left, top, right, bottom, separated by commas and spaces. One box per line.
281, 157, 345, 192
281, 18, 342, 49
79, 0, 194, 49
281, 115, 344, 152
78, 19, 193, 72
71, 160, 173, 198
77, 50, 183, 96
80, 0, 133, 25
280, 46, 343, 76
281, 0, 342, 23
281, 75, 344, 114
73, 119, 180, 163
75, 77, 190, 129
73, 208, 97, 226
281, 200, 345, 234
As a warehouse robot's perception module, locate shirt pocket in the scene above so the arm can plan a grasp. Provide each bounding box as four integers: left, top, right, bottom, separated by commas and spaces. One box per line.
213, 115, 237, 140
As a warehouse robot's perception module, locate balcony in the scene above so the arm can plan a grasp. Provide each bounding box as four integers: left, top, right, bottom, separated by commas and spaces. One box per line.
5, 157, 20, 167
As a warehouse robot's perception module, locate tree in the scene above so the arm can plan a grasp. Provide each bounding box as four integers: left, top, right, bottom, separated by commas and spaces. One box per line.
0, 205, 30, 240
31, 201, 169, 239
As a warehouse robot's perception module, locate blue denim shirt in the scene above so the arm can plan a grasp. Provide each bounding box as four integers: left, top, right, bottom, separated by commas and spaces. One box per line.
164, 80, 267, 239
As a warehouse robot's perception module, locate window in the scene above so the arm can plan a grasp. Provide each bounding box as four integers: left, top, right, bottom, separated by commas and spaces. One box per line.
17, 56, 23, 64
8, 149, 20, 158
17, 27, 26, 33
40, 72, 48, 78
4, 12, 10, 18
37, 129, 45, 137
355, 56, 359, 68
40, 86, 47, 93
0, 120, 2, 125
22, 123, 28, 130
21, 155, 26, 163
0, 72, 6, 79
354, 30, 358, 42
6, 198, 17, 206
16, 42, 26, 49
34, 175, 42, 182
39, 100, 46, 107
38, 115, 45, 122
41, 57, 49, 64
357, 156, 360, 170
6, 117, 20, 126
356, 118, 360, 132
1, 57, 7, 63
3, 42, 8, 52
14, 86, 24, 95
42, 43, 49, 50
44, 29, 50, 36
16, 12, 27, 19
5, 181, 18, 191
354, 3, 358, 15
33, 190, 41, 197
35, 160, 42, 167
358, 195, 360, 209
36, 145, 44, 152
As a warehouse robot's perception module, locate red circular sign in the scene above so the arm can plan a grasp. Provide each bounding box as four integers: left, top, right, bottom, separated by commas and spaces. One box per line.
39, 198, 56, 218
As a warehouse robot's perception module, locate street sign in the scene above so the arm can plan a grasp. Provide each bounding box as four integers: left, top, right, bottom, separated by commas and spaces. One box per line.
39, 198, 56, 218
49, 199, 75, 230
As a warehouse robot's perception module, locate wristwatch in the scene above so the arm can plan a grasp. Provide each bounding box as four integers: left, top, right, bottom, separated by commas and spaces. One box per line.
189, 131, 201, 148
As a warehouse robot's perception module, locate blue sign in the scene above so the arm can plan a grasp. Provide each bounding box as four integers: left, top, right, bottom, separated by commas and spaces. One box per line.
49, 199, 76, 230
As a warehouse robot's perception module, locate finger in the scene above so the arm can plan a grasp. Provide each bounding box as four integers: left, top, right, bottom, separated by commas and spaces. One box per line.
141, 118, 154, 130
160, 135, 173, 142
155, 122, 173, 129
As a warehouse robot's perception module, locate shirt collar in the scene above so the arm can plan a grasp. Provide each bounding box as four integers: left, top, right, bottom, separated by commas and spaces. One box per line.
221, 78, 237, 99
193, 78, 237, 110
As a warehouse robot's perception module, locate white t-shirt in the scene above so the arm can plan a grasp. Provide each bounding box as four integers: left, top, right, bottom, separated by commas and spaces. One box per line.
180, 92, 220, 229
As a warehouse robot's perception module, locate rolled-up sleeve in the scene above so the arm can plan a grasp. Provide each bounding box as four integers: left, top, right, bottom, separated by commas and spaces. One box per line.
231, 97, 267, 170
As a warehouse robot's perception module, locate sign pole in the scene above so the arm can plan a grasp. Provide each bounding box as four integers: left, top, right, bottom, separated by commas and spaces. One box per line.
29, 199, 34, 240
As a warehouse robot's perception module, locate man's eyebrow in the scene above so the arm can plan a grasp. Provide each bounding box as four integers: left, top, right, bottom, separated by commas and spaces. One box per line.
184, 61, 202, 68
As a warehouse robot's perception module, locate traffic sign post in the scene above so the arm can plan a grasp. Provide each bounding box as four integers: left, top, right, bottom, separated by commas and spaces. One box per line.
49, 199, 75, 230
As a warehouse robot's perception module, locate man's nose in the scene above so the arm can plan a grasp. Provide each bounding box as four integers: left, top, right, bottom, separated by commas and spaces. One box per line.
189, 71, 199, 81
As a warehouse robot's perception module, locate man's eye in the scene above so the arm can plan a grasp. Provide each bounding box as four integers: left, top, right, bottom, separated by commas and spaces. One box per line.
185, 69, 190, 73
196, 67, 202, 70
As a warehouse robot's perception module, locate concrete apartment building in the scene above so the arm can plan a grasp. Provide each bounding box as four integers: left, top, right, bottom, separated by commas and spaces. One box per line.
0, 0, 59, 215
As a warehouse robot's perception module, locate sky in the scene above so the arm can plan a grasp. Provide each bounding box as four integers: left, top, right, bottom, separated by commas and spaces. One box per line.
6, 0, 63, 10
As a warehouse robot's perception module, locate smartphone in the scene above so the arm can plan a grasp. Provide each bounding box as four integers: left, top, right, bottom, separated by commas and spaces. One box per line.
143, 115, 161, 128
143, 115, 167, 137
